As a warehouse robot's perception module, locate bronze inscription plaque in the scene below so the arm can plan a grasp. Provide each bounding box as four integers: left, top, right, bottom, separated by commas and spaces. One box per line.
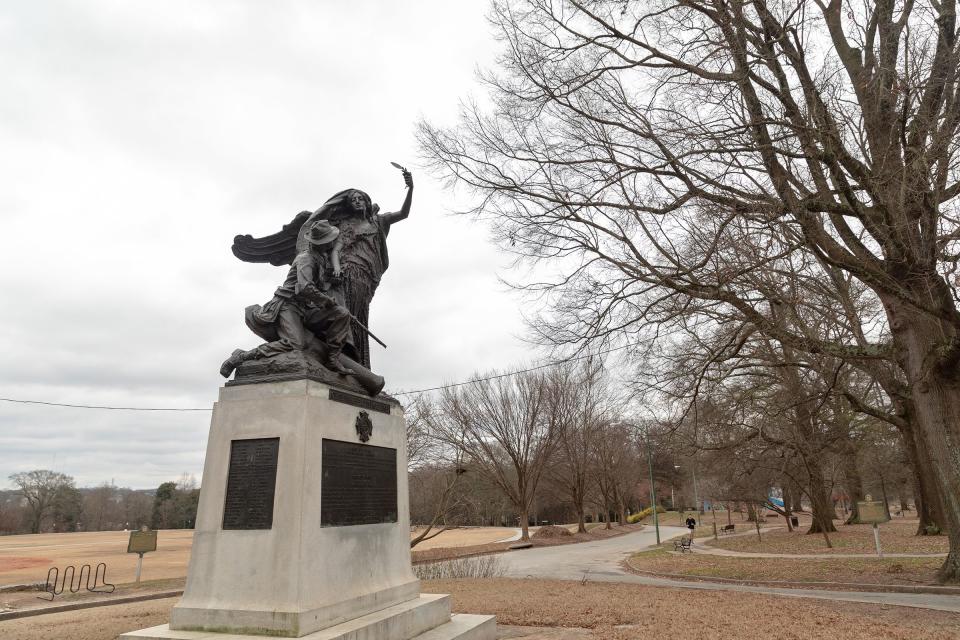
321, 438, 397, 527
328, 388, 392, 414
222, 437, 280, 530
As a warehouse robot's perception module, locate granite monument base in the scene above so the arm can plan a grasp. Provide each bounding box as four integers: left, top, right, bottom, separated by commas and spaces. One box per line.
120, 379, 493, 640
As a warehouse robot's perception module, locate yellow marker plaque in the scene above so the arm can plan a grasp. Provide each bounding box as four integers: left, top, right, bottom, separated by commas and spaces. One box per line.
857, 501, 890, 524
127, 529, 158, 554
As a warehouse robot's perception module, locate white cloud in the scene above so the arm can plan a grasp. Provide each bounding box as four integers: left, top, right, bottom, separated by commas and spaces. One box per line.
0, 0, 537, 488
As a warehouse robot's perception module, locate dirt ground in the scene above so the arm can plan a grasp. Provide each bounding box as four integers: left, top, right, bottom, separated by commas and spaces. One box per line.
0, 530, 195, 587
2, 578, 958, 640
628, 547, 944, 586
0, 526, 529, 588
409, 526, 519, 550
708, 518, 948, 555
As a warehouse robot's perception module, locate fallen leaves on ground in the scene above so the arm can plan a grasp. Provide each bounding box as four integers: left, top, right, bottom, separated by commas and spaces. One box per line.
628, 547, 942, 586
425, 578, 960, 640
708, 519, 947, 555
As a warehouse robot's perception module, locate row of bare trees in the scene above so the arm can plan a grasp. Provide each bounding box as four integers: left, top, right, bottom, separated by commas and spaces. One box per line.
407, 360, 656, 543
1, 471, 193, 534
418, 0, 960, 581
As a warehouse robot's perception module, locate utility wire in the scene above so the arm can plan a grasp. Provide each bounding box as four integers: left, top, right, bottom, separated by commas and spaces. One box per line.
0, 342, 637, 410
0, 398, 211, 411
388, 341, 634, 396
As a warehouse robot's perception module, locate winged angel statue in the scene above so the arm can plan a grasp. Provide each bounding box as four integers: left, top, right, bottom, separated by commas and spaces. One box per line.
220, 168, 413, 396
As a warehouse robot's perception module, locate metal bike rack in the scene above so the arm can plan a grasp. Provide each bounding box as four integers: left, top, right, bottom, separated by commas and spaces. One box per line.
38, 563, 116, 601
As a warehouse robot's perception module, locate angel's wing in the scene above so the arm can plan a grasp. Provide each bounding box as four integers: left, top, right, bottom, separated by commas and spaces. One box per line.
231, 210, 312, 266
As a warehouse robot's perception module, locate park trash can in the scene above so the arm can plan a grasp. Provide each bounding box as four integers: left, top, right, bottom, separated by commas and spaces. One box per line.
790, 516, 799, 527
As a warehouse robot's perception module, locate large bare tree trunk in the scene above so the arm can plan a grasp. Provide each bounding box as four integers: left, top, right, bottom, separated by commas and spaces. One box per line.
840, 442, 864, 524
885, 296, 960, 582
902, 419, 948, 535
806, 464, 837, 536
781, 483, 794, 532
791, 485, 804, 513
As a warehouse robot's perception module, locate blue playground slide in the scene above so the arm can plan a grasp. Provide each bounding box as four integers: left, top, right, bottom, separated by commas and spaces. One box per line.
767, 496, 785, 509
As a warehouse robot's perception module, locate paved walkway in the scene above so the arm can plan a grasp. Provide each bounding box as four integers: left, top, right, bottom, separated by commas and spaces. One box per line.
497, 526, 960, 613
498, 528, 524, 543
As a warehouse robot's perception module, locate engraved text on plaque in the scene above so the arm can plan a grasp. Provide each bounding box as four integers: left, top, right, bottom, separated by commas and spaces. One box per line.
222, 437, 280, 530
321, 438, 397, 526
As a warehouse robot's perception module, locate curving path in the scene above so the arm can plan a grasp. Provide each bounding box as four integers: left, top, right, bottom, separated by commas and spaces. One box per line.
497, 525, 960, 613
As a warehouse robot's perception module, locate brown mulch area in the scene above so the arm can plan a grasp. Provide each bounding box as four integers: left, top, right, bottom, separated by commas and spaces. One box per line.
532, 526, 573, 539
530, 524, 644, 547
426, 578, 960, 639
411, 524, 644, 564
627, 548, 944, 588
708, 519, 948, 555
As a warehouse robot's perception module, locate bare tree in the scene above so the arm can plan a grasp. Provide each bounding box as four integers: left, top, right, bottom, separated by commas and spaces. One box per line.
405, 394, 468, 547
420, 0, 960, 581
119, 490, 152, 530
429, 370, 558, 541
545, 359, 609, 532
84, 482, 119, 531
591, 422, 639, 528
9, 470, 75, 534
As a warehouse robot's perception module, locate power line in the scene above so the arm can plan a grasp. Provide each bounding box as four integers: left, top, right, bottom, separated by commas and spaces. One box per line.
0, 398, 211, 411
388, 341, 634, 396
0, 342, 637, 410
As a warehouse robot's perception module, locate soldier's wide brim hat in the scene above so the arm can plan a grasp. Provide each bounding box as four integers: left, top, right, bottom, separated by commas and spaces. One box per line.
304, 220, 340, 246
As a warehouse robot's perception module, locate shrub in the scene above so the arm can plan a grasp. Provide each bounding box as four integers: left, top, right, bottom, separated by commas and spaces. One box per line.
413, 555, 506, 580
627, 506, 665, 523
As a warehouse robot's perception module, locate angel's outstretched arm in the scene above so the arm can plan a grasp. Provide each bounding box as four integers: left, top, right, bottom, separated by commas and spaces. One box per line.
380, 170, 413, 227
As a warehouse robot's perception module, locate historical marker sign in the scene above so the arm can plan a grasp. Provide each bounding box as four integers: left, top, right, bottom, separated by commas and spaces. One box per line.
321, 438, 397, 527
128, 528, 157, 554
857, 500, 890, 524
222, 437, 280, 530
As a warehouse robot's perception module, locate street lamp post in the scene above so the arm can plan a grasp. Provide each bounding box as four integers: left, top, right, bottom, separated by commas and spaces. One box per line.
645, 431, 660, 545
673, 464, 681, 511
692, 463, 702, 514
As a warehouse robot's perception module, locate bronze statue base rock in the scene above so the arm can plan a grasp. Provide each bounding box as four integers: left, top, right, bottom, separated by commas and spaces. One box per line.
226, 350, 386, 398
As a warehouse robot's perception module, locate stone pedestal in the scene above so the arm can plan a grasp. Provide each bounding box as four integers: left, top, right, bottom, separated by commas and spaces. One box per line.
120, 379, 494, 640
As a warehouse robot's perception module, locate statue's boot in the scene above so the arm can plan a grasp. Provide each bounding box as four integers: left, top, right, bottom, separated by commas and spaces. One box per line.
219, 348, 256, 378
323, 347, 352, 376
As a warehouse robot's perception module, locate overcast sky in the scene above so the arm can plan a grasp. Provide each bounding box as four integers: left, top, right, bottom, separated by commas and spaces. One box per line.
0, 1, 541, 489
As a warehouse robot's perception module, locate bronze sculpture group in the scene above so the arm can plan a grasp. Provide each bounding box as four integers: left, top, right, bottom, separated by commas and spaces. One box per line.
221, 168, 413, 396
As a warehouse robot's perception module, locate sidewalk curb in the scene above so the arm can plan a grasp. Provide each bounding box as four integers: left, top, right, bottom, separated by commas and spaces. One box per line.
0, 589, 182, 622
623, 559, 960, 595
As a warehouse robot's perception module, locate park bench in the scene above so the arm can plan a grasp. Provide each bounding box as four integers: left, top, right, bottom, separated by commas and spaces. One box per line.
673, 537, 693, 553
720, 524, 736, 535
